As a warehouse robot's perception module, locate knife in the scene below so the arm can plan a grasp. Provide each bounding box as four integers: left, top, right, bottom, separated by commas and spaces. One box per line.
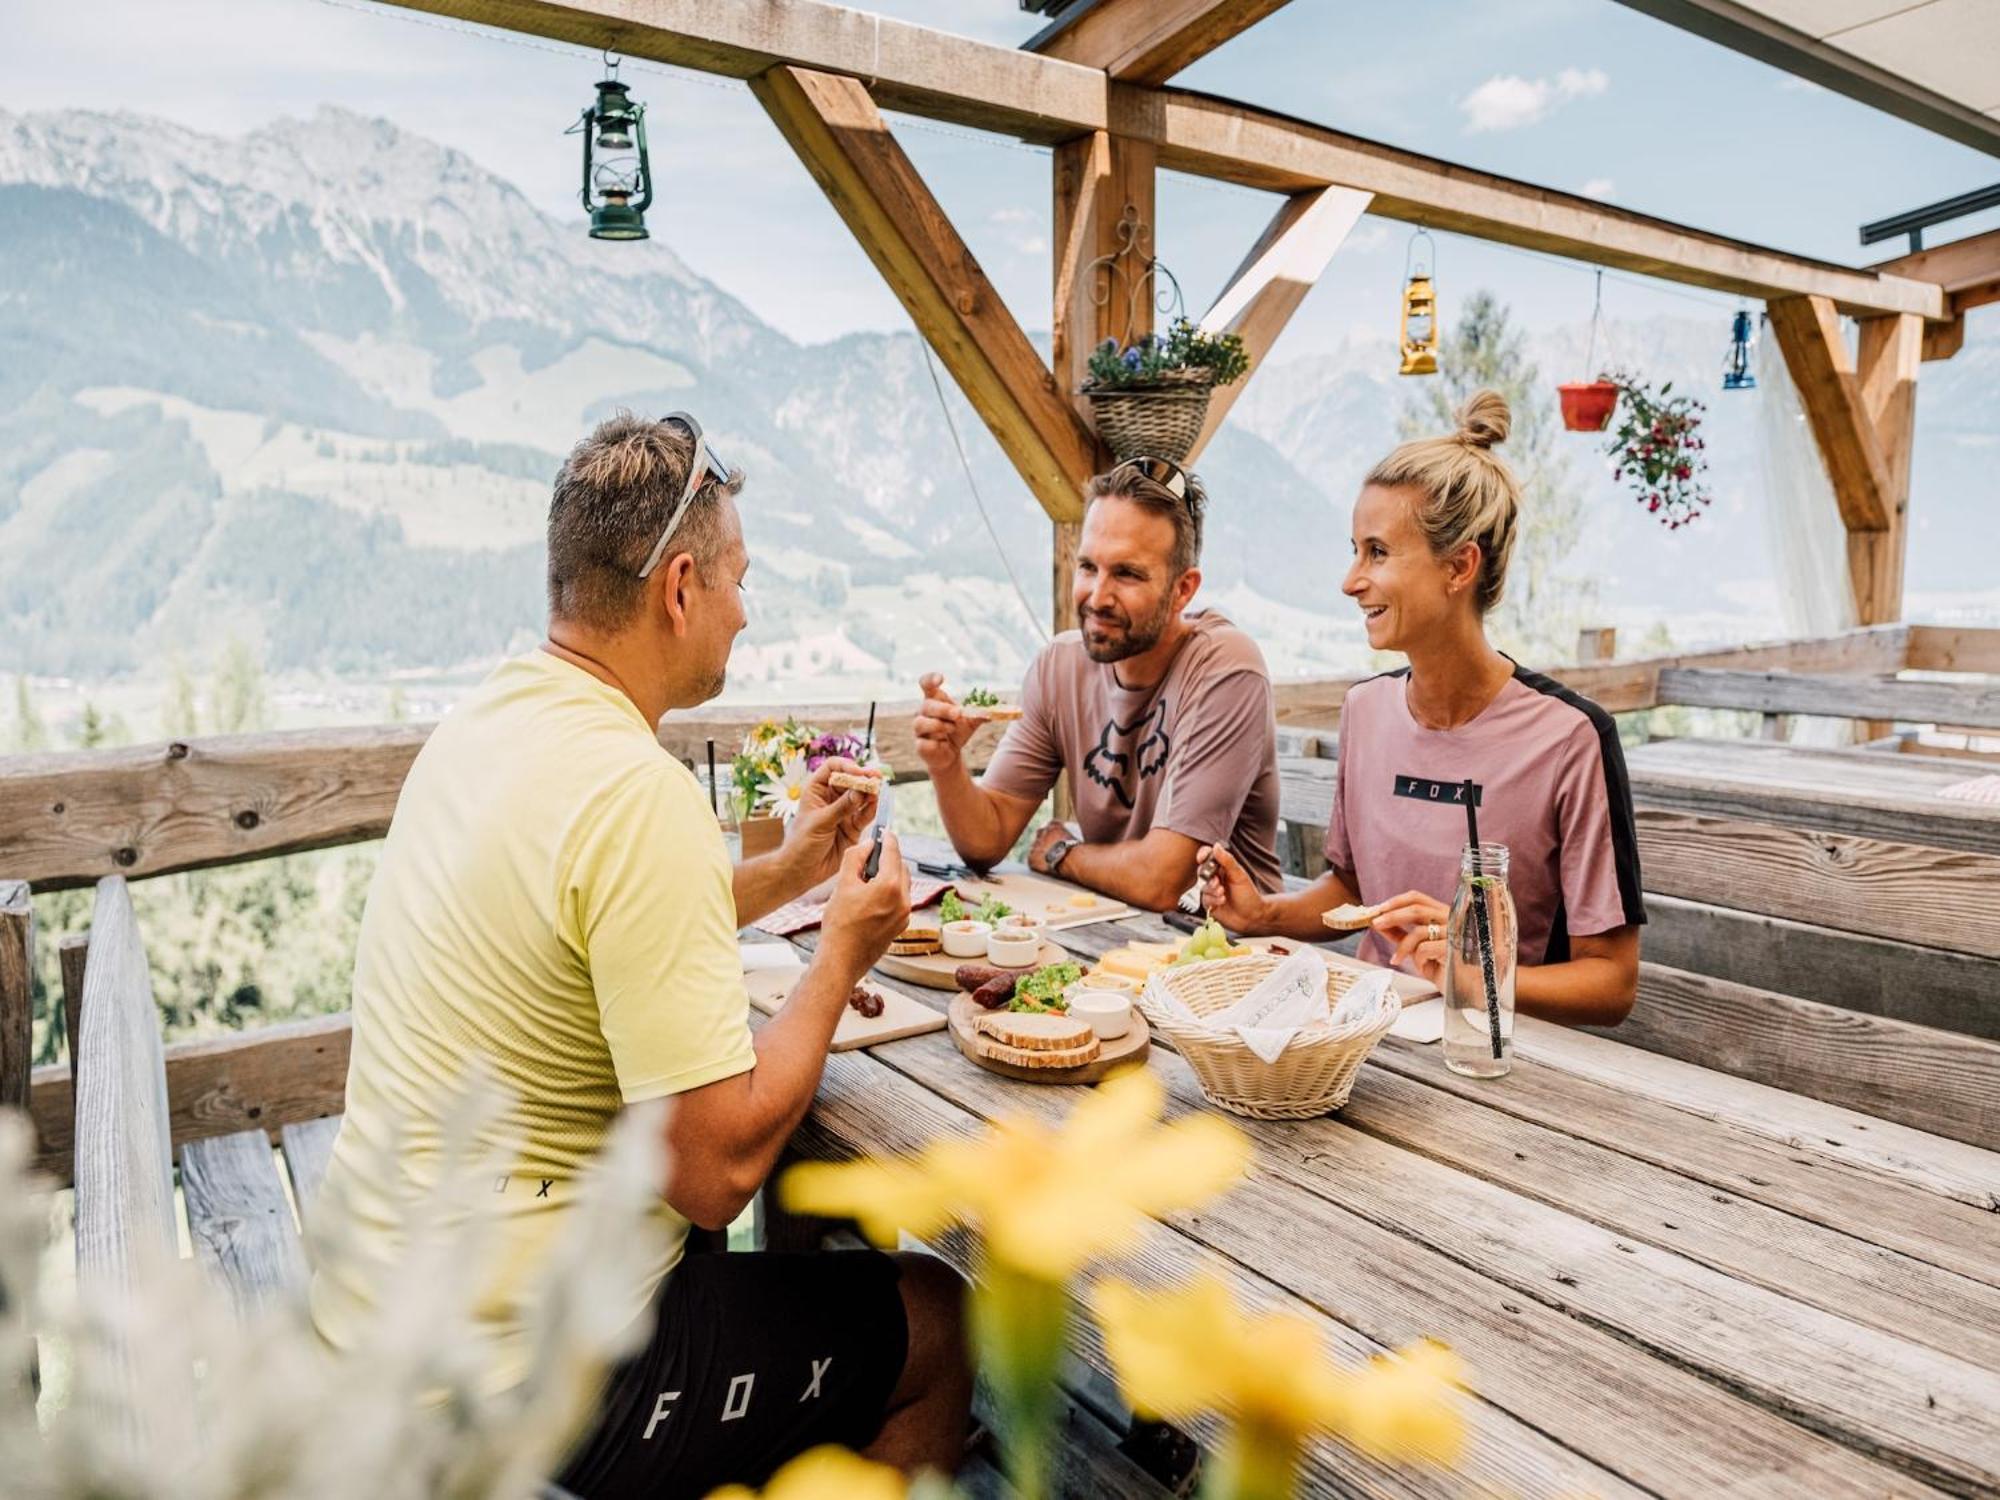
861, 780, 895, 882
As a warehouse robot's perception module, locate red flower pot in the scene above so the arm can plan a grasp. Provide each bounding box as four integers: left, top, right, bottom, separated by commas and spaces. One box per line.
1558, 380, 1620, 432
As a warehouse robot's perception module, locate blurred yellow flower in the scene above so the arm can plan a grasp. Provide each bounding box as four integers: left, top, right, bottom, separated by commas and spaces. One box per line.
781, 1067, 1250, 1281
1095, 1274, 1463, 1468
705, 1445, 905, 1500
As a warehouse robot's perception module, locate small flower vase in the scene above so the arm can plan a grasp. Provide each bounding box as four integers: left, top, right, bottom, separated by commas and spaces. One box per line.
738, 814, 784, 859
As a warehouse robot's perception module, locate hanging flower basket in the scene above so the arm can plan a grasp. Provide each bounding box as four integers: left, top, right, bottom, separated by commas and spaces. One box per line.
1558, 380, 1621, 432
1601, 369, 1712, 530
1082, 317, 1248, 465
1084, 369, 1216, 464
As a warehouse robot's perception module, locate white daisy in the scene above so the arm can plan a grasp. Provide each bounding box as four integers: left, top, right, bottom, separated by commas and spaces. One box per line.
758, 752, 811, 822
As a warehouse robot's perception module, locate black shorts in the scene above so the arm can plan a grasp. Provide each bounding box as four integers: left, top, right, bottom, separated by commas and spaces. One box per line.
554, 1250, 909, 1500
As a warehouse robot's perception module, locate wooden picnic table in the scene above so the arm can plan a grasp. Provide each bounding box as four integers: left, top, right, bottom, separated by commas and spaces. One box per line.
755, 836, 2000, 1500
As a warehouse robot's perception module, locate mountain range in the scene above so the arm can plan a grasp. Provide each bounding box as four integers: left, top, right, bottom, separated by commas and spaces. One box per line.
2, 105, 1994, 701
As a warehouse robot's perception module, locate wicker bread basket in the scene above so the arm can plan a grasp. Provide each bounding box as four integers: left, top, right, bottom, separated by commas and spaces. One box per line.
1140, 953, 1401, 1120
1083, 370, 1215, 464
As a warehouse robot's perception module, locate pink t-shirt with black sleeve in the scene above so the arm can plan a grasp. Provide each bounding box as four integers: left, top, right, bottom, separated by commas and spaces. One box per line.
1325, 664, 1645, 968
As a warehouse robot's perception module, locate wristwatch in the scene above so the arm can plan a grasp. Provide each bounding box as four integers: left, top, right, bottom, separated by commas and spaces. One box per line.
1044, 836, 1079, 875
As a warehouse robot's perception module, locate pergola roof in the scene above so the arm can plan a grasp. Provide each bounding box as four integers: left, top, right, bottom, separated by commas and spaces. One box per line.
1610, 0, 2000, 159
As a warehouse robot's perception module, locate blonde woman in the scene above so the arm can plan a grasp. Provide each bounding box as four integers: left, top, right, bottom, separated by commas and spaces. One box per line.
1201, 390, 1641, 1025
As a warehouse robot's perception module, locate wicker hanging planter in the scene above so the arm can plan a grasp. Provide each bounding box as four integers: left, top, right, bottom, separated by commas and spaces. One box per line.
1075, 207, 1245, 465
1083, 369, 1216, 464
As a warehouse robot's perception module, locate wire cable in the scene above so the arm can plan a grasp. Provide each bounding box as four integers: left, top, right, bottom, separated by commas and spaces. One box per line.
917, 339, 1050, 643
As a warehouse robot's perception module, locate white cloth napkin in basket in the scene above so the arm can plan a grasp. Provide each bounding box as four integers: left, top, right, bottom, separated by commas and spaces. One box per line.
1149, 951, 1394, 1064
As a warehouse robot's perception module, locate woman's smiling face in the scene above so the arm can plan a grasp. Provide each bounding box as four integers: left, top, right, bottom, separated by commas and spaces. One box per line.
1342, 482, 1464, 652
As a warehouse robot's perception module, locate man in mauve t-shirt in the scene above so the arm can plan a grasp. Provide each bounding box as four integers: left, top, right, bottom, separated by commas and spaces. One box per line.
912, 459, 1283, 909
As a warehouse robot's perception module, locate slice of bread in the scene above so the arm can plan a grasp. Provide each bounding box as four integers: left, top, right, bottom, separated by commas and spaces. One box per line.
974, 1010, 1094, 1052
829, 770, 883, 793
973, 1034, 1102, 1070
1322, 902, 1382, 932
889, 927, 942, 956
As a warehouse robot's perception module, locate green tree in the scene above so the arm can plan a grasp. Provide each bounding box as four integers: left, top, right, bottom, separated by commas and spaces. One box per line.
162, 657, 200, 738
1399, 290, 1594, 664
71, 700, 129, 749
9, 676, 48, 752
209, 638, 270, 734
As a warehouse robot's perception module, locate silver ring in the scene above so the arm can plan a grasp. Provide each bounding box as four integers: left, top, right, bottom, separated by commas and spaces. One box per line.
1427, 922, 1441, 944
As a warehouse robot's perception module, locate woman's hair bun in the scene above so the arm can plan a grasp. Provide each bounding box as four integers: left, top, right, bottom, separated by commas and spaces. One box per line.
1454, 389, 1511, 450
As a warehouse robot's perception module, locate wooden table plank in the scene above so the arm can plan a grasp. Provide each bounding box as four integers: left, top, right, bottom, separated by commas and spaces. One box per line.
1065, 907, 2000, 1284
181, 1127, 309, 1312
1362, 1039, 2000, 1289
1510, 1020, 2000, 1217
769, 1016, 1643, 1500
1333, 1061, 2000, 1371
839, 1022, 1949, 1499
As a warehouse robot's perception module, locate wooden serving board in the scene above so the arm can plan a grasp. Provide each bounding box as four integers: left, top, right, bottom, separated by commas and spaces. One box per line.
944, 870, 1135, 930
948, 993, 1149, 1084
743, 956, 946, 1052
875, 937, 1072, 991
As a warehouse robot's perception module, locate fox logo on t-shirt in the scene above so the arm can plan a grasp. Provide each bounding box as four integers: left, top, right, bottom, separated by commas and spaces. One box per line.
1083, 699, 1171, 809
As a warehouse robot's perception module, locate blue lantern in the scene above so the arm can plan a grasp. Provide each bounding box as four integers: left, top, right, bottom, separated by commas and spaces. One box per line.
1722, 308, 1756, 391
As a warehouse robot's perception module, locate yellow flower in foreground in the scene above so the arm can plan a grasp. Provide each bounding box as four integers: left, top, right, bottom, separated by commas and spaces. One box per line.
1095, 1275, 1464, 1468
780, 1067, 1249, 1281
705, 1445, 905, 1500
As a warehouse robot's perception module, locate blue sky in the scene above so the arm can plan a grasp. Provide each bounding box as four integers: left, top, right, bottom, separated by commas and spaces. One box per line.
6, 0, 1995, 355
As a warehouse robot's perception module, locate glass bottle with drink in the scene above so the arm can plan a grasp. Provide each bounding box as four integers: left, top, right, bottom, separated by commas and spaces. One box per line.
1442, 841, 1516, 1078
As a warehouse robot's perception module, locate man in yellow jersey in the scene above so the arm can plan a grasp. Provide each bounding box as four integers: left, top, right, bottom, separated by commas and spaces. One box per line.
310, 412, 969, 1497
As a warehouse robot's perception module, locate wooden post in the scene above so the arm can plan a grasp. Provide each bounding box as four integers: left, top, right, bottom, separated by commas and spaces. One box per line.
1852, 314, 1921, 628
1575, 626, 1618, 664
59, 932, 89, 1076
1051, 128, 1153, 636
0, 882, 31, 1112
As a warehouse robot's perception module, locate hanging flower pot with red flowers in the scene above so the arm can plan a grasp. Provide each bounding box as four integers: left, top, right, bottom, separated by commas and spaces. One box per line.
1602, 368, 1712, 530
1558, 380, 1620, 432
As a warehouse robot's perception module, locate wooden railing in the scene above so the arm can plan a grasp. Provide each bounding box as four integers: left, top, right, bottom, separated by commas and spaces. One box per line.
5, 621, 1996, 1180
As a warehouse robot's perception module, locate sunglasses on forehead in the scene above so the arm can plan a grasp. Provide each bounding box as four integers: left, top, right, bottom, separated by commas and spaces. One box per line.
1108, 454, 1196, 507
636, 411, 733, 580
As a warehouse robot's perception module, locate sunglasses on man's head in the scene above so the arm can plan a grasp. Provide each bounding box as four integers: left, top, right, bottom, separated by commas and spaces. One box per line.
1109, 455, 1196, 507
636, 411, 733, 580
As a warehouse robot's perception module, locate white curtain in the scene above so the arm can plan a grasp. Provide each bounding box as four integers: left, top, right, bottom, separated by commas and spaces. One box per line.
1756, 332, 1858, 745
1757, 331, 1856, 637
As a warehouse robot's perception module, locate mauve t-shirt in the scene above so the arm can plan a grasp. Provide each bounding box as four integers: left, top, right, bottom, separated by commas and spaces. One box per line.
981, 610, 1285, 893
1326, 664, 1646, 967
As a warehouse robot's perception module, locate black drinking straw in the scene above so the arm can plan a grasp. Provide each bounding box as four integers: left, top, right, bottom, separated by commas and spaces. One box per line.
863, 700, 877, 755
706, 739, 719, 816
1464, 778, 1505, 1061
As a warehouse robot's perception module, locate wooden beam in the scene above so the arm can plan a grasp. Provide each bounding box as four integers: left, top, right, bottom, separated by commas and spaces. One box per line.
1655, 668, 2000, 731
29, 1012, 353, 1187
1852, 312, 1921, 627
1124, 88, 1948, 321
1871, 227, 2000, 300
1907, 626, 2000, 675
752, 65, 1095, 524
1027, 0, 1294, 85
0, 881, 31, 1112
0, 725, 430, 892
1186, 184, 1370, 464
1765, 295, 1894, 541
383, 0, 1107, 143
384, 0, 1947, 318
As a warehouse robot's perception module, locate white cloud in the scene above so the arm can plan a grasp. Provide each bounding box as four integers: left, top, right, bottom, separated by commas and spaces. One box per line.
1459, 66, 1609, 133
1581, 177, 1616, 200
